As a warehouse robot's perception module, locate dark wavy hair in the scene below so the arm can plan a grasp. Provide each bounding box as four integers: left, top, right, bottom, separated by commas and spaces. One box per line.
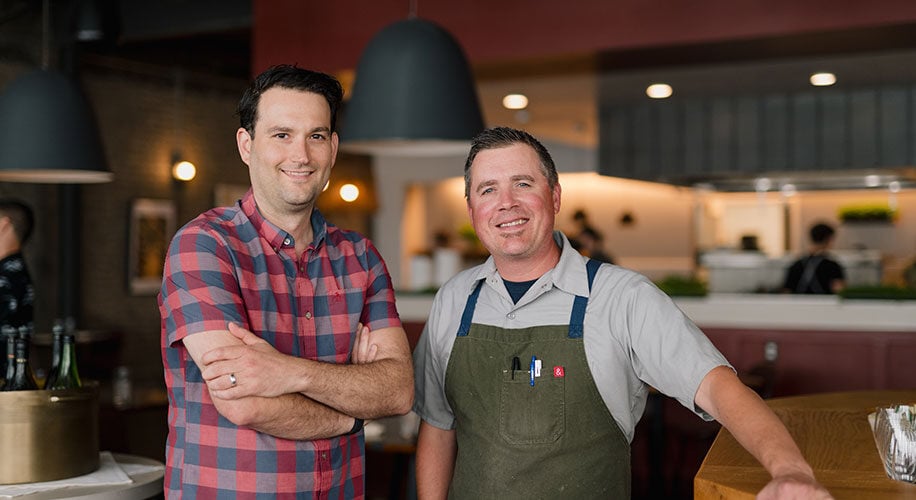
237, 64, 344, 136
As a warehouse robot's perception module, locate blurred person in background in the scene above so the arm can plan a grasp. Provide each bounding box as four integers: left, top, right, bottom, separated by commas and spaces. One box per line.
0, 199, 34, 330
576, 225, 614, 264
783, 222, 845, 294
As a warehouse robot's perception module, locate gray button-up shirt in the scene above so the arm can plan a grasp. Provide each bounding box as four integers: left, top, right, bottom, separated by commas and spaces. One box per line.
413, 231, 730, 442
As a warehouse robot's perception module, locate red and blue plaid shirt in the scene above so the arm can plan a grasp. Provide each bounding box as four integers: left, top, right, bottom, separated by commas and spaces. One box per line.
159, 189, 401, 499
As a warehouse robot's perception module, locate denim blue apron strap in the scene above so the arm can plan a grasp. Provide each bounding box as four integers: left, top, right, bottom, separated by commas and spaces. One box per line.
568, 259, 601, 339
457, 278, 486, 337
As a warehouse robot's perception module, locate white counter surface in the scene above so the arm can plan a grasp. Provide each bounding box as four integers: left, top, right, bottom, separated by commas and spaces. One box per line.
396, 292, 916, 332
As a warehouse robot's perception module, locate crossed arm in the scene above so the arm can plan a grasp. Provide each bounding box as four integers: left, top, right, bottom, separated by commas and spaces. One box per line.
183, 322, 414, 441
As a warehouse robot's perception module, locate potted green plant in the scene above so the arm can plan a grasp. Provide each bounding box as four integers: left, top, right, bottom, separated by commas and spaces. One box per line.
655, 275, 708, 297
838, 285, 916, 300
838, 204, 897, 224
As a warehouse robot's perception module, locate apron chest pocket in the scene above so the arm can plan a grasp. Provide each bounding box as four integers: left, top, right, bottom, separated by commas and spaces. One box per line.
499, 371, 565, 445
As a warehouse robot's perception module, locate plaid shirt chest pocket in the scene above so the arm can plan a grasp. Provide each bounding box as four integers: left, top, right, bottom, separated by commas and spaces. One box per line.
311, 272, 369, 362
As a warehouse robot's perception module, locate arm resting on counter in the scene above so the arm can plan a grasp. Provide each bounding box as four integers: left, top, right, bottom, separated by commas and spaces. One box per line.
695, 366, 833, 500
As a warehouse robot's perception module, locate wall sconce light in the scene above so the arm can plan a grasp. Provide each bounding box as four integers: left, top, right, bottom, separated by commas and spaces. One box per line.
169, 71, 196, 183
316, 154, 376, 213
339, 183, 360, 202
172, 159, 196, 182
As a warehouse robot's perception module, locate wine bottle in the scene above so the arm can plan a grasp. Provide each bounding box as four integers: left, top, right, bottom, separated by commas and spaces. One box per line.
45, 334, 80, 390
4, 337, 38, 391
43, 320, 65, 390
1, 325, 16, 389
17, 323, 32, 341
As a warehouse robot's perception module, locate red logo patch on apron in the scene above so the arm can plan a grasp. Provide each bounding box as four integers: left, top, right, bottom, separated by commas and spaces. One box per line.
553, 366, 565, 378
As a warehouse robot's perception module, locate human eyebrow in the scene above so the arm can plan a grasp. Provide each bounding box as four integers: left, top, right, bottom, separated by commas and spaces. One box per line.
474, 179, 497, 194
265, 126, 293, 136
510, 174, 536, 184
307, 127, 332, 139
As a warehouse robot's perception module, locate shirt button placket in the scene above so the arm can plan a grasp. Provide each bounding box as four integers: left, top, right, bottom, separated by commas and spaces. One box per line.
317, 446, 332, 500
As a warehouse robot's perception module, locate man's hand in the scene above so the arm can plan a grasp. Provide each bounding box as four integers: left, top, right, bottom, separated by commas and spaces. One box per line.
200, 322, 298, 399
757, 471, 833, 500
351, 323, 378, 364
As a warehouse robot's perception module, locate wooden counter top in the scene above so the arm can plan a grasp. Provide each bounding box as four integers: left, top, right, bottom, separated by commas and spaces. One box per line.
695, 390, 916, 499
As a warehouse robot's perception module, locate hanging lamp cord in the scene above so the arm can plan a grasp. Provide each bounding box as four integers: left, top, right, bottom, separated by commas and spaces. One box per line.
41, 0, 50, 69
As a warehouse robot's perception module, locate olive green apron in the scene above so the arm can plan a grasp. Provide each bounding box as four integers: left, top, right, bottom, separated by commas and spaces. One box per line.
444, 260, 630, 499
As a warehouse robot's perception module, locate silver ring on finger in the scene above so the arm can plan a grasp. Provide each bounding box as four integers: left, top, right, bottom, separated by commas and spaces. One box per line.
229, 373, 237, 386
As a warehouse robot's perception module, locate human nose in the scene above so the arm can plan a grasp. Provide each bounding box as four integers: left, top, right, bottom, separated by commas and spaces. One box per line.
290, 137, 310, 164
497, 187, 518, 209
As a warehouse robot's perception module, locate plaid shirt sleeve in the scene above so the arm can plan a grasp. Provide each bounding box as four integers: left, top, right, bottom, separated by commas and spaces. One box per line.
161, 221, 247, 347
360, 237, 402, 333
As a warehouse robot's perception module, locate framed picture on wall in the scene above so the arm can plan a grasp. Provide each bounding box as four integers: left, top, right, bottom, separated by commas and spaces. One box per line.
128, 198, 176, 295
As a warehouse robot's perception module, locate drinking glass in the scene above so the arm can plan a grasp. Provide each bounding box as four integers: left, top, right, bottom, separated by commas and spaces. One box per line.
873, 406, 916, 483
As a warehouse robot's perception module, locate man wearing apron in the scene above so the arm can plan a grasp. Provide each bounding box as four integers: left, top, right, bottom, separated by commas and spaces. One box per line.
412, 127, 832, 499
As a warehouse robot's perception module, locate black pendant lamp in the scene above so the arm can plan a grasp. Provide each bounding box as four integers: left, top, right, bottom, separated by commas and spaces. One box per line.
341, 18, 484, 156
0, 69, 112, 183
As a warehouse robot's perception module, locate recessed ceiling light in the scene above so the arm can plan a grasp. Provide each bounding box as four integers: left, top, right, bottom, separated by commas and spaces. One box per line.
502, 94, 528, 110
865, 174, 881, 187
809, 72, 836, 87
780, 183, 797, 197
646, 83, 673, 99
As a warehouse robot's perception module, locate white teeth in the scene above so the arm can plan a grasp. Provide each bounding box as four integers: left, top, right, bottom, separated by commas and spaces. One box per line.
498, 219, 525, 228
283, 170, 311, 177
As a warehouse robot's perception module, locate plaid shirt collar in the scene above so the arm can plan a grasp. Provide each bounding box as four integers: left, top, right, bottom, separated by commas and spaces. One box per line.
240, 188, 329, 252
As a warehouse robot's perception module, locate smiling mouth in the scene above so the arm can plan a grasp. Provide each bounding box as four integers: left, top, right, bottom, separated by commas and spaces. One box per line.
280, 168, 315, 179
497, 218, 527, 228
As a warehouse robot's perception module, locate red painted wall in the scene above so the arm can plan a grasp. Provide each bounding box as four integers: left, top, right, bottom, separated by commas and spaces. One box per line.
704, 327, 916, 396
253, 0, 916, 74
